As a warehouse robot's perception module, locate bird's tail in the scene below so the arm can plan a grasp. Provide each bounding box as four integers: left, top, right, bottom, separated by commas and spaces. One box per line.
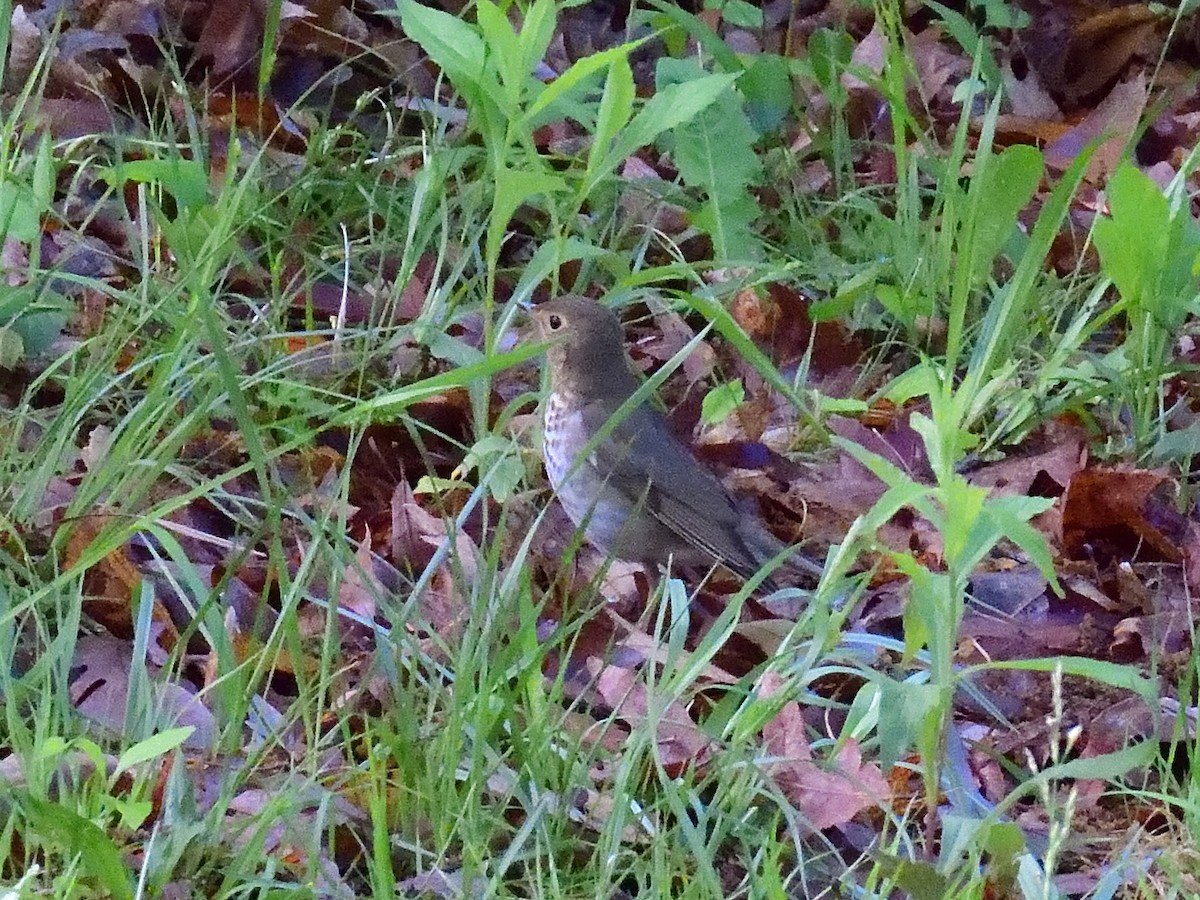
738, 520, 824, 589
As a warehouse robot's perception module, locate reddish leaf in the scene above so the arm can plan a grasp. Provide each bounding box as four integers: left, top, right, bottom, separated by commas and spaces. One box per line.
1062, 468, 1182, 563
593, 664, 712, 776
758, 673, 889, 830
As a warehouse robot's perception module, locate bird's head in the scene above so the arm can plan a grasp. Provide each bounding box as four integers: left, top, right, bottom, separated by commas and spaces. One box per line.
530, 295, 637, 398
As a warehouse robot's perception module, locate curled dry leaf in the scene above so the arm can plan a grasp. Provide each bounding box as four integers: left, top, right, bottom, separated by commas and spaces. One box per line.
1062, 468, 1182, 563
5, 6, 40, 91
1018, 4, 1160, 110
611, 612, 739, 688
71, 634, 216, 750
390, 481, 479, 650
397, 870, 470, 899
225, 785, 360, 899
758, 672, 889, 831
593, 662, 712, 775
618, 157, 689, 236
1045, 74, 1148, 181
640, 297, 715, 386
968, 419, 1088, 498
64, 513, 181, 647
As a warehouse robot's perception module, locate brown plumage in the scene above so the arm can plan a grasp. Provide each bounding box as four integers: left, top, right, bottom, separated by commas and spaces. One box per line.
531, 295, 821, 591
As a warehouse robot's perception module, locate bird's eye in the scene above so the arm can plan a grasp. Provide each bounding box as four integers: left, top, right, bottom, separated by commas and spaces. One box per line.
547, 314, 563, 330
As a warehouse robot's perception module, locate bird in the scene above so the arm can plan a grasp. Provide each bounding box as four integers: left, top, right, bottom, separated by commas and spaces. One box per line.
530, 295, 822, 592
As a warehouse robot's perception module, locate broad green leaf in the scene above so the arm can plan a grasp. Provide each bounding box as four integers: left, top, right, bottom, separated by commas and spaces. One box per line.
691, 192, 761, 261
808, 28, 854, 108
516, 0, 557, 89
719, 0, 763, 28
588, 55, 635, 179
460, 435, 525, 501
397, 1, 487, 99
31, 131, 55, 209
965, 143, 1087, 407
922, 0, 1002, 85
979, 496, 1058, 586
114, 726, 195, 776
18, 794, 133, 900
476, 1, 521, 107
877, 677, 939, 769
1014, 740, 1158, 798
524, 39, 644, 124
871, 854, 952, 900
901, 557, 958, 662
658, 60, 763, 259
1093, 164, 1165, 306
937, 477, 988, 567
354, 329, 546, 403
643, 0, 743, 72
607, 73, 739, 167
967, 144, 1041, 286
109, 796, 153, 830
512, 236, 609, 303
0, 325, 22, 367
1093, 162, 1200, 330
739, 53, 792, 134
962, 656, 1157, 701
116, 157, 209, 211
9, 307, 69, 358
0, 135, 55, 243
0, 181, 38, 241
486, 166, 569, 269
700, 379, 744, 424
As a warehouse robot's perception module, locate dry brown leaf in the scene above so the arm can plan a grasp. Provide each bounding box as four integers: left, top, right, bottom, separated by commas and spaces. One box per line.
5, 5, 41, 92
1045, 74, 1148, 181
909, 24, 968, 105
610, 611, 739, 687
758, 673, 889, 830
195, 0, 264, 80
640, 298, 716, 386
593, 664, 712, 774
64, 513, 180, 645
390, 481, 478, 648
968, 420, 1088, 498
71, 634, 216, 749
617, 157, 690, 236
1018, 3, 1160, 108
1061, 467, 1181, 563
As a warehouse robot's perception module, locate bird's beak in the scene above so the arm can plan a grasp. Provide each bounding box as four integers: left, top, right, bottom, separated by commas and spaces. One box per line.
514, 313, 539, 345
516, 309, 557, 350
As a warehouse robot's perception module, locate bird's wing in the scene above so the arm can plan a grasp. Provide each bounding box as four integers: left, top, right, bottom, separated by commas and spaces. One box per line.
580, 400, 770, 573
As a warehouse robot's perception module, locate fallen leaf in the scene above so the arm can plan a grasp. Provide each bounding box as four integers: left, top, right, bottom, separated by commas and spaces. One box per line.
1062, 468, 1181, 563
1045, 75, 1148, 181
71, 634, 216, 749
593, 663, 712, 776
758, 672, 889, 830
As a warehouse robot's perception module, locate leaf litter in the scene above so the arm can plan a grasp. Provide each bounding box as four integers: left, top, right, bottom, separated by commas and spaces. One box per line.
4, 0, 1200, 893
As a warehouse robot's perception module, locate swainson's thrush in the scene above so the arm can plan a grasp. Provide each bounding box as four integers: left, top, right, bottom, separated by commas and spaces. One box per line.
531, 295, 821, 591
